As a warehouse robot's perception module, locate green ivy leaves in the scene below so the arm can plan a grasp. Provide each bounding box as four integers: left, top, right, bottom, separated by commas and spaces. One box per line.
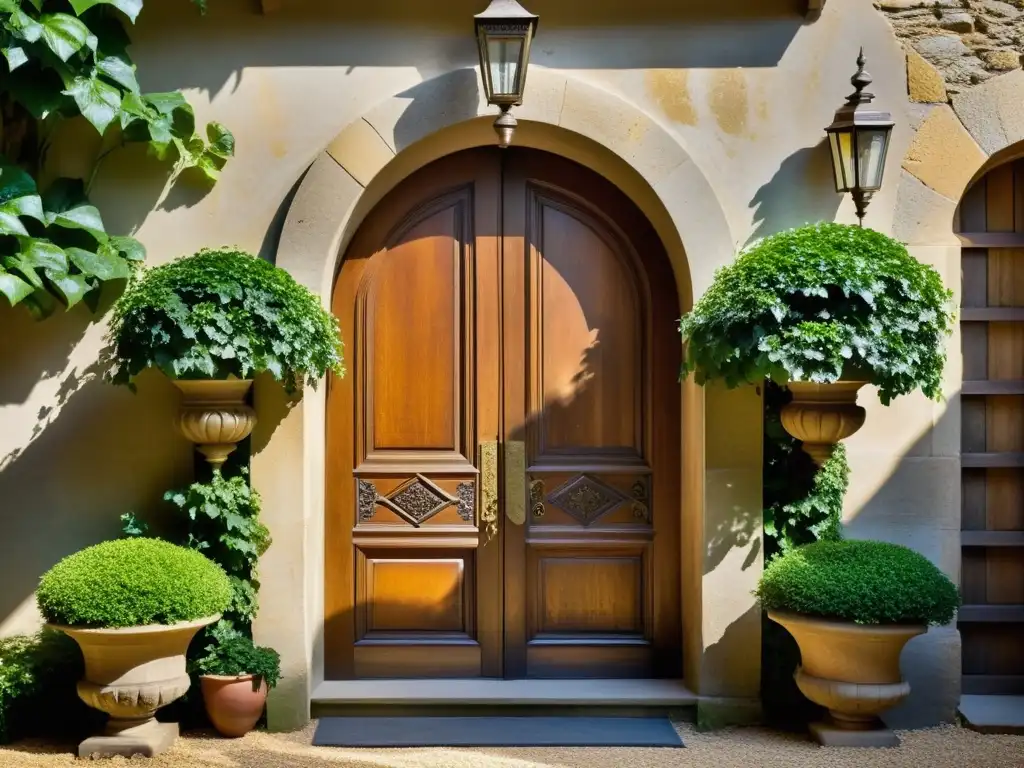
108, 248, 344, 392
163, 470, 271, 629
0, 0, 235, 313
679, 223, 955, 405
68, 0, 142, 24
0, 169, 141, 315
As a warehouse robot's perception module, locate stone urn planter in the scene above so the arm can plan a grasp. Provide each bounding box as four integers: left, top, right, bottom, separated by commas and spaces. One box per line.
173, 379, 256, 469
768, 610, 925, 748
780, 380, 868, 466
200, 674, 269, 737
53, 615, 220, 758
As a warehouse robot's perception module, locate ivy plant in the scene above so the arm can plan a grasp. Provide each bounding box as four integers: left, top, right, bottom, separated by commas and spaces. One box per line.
762, 381, 847, 559
193, 633, 281, 690
679, 223, 955, 405
0, 0, 234, 317
107, 247, 344, 393
161, 469, 270, 630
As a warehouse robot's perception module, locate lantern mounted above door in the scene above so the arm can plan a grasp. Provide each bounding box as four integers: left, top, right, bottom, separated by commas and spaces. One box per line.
474, 0, 539, 148
824, 50, 895, 225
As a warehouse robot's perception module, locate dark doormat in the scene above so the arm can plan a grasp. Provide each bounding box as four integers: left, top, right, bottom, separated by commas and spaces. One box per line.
313, 716, 684, 748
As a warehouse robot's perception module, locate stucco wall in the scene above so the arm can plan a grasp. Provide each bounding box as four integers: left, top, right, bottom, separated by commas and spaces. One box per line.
0, 0, 968, 729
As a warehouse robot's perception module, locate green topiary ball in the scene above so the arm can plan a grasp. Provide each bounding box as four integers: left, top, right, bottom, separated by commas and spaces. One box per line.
37, 539, 232, 629
755, 539, 960, 626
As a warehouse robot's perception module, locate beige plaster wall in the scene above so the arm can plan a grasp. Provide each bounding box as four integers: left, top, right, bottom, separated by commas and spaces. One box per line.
0, 0, 969, 732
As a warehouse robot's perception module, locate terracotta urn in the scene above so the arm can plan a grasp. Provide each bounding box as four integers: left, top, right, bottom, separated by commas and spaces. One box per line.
780, 380, 868, 466
173, 379, 256, 469
51, 615, 220, 758
200, 674, 268, 737
769, 610, 926, 747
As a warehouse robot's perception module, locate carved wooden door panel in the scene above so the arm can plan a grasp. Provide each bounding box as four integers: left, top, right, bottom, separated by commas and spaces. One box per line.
326, 147, 681, 681
325, 149, 503, 679
501, 150, 682, 679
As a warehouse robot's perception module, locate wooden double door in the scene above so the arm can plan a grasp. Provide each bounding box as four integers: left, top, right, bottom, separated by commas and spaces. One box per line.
325, 148, 681, 680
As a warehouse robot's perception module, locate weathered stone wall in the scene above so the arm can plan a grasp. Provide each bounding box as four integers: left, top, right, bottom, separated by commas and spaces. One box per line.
877, 0, 1024, 95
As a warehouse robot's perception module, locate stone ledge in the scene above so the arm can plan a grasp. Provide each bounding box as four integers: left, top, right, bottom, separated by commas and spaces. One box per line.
312, 679, 699, 707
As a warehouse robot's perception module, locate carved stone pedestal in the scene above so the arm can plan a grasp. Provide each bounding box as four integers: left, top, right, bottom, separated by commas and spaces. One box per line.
769, 611, 925, 748
51, 616, 219, 758
779, 380, 868, 465
173, 379, 256, 469
78, 720, 179, 758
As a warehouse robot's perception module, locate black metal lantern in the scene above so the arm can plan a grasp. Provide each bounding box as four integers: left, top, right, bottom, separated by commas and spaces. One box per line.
474, 0, 538, 148
825, 50, 895, 225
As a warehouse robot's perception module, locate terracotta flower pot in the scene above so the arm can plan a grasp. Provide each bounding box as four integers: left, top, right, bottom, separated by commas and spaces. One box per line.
173, 379, 256, 469
51, 615, 220, 758
768, 610, 926, 747
200, 674, 268, 737
780, 380, 868, 466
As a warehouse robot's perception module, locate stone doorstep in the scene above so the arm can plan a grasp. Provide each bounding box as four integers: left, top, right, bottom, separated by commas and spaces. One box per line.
311, 678, 698, 707
958, 695, 1024, 734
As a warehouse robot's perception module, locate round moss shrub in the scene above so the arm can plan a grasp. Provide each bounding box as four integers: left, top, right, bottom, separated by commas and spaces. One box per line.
755, 539, 960, 626
679, 223, 955, 405
37, 539, 232, 629
107, 247, 343, 393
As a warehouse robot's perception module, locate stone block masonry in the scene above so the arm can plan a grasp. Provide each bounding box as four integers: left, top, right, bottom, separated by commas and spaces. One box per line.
876, 1, 1024, 94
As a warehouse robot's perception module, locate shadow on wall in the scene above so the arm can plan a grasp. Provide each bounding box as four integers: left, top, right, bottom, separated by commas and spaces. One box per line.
0, 291, 195, 634
838, 392, 962, 730
746, 139, 843, 246
393, 69, 484, 156
127, 0, 807, 100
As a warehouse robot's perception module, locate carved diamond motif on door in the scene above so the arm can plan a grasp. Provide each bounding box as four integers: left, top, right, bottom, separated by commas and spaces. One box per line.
379, 475, 459, 527
547, 474, 628, 526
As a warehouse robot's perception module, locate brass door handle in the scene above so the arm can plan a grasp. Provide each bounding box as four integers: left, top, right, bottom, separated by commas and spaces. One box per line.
480, 441, 499, 541
504, 440, 526, 525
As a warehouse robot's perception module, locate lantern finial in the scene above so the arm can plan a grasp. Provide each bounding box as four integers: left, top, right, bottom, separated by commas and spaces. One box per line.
848, 48, 874, 104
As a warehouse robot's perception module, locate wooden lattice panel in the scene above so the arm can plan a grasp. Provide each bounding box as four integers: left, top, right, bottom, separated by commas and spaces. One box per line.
957, 159, 1024, 695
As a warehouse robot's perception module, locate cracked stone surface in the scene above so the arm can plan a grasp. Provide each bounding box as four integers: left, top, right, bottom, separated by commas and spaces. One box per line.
876, 0, 1024, 94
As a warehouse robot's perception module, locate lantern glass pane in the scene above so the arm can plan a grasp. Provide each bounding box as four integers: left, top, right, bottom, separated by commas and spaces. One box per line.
837, 130, 855, 191
828, 132, 846, 192
487, 36, 523, 97
855, 128, 889, 191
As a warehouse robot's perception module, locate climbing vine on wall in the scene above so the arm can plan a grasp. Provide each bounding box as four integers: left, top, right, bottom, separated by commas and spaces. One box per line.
0, 0, 233, 318
761, 379, 850, 729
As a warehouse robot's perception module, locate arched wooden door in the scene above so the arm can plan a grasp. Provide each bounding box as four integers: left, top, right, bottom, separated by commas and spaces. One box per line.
325, 147, 681, 680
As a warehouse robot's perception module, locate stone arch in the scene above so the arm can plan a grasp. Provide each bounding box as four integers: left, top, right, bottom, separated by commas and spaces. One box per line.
252, 65, 759, 732
273, 65, 734, 304
894, 68, 1024, 245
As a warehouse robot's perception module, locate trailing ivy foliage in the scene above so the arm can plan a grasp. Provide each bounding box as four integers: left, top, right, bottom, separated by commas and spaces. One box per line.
756, 539, 961, 626
0, 629, 98, 745
679, 223, 955, 405
0, 0, 234, 316
194, 633, 281, 690
162, 468, 270, 630
762, 381, 847, 559
760, 380, 848, 729
107, 248, 344, 393
36, 538, 231, 628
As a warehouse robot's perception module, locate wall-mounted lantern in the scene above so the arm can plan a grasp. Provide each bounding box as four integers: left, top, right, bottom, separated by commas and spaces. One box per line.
825, 50, 895, 225
475, 0, 539, 148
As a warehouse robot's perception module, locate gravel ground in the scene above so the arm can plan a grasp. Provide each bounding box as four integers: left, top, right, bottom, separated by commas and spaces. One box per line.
1, 722, 1022, 767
